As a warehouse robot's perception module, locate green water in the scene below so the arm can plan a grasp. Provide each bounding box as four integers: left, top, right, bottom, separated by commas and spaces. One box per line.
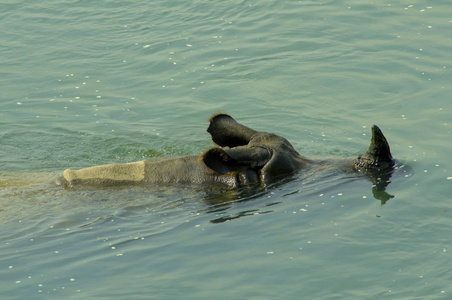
1, 1, 451, 299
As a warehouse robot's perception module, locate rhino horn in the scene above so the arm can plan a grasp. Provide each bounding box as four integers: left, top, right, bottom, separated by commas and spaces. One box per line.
355, 125, 394, 170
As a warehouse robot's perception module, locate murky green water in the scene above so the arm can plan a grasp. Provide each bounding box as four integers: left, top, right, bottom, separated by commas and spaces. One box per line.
1, 1, 451, 299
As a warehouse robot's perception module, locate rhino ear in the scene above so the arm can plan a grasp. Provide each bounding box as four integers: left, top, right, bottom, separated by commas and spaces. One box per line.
202, 146, 271, 175
207, 113, 257, 147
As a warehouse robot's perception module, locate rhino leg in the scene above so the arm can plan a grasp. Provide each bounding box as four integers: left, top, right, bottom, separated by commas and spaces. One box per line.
63, 161, 146, 186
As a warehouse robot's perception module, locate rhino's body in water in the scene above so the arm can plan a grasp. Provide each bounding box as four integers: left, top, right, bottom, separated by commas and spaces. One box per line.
61, 113, 400, 201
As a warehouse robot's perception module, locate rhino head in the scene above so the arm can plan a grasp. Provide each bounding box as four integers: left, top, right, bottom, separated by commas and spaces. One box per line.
202, 113, 309, 186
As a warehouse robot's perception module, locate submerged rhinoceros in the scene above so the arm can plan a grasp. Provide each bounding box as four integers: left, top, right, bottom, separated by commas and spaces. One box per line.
61, 113, 396, 195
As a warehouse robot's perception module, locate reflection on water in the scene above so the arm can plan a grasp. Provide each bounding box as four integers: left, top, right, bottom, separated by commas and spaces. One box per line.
365, 162, 414, 205
205, 161, 415, 223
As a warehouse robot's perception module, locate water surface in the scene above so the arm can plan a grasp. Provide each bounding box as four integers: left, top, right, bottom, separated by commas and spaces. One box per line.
1, 1, 451, 299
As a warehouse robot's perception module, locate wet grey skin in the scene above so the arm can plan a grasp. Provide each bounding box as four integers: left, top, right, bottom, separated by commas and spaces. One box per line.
61, 113, 395, 189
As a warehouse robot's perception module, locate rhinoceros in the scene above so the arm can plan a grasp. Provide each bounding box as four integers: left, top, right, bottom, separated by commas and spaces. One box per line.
61, 113, 397, 199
